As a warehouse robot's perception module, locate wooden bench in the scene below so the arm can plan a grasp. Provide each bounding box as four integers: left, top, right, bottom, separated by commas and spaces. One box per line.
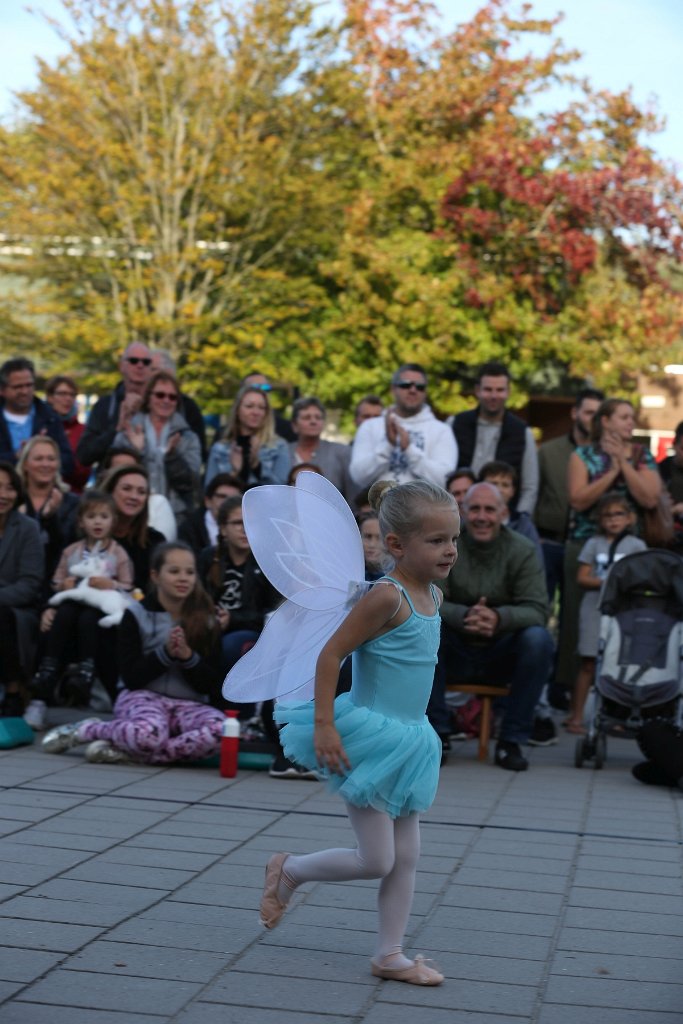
445, 683, 510, 762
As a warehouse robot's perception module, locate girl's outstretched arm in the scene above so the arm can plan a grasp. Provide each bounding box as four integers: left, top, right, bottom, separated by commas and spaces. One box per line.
313, 581, 403, 775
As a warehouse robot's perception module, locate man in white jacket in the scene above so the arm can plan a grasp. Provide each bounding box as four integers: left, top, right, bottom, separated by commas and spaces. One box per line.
350, 364, 457, 488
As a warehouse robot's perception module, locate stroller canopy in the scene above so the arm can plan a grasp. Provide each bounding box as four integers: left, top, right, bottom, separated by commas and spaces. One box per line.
599, 549, 683, 617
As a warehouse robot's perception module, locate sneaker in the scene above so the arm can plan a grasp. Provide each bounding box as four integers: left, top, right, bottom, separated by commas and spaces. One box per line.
42, 718, 100, 754
494, 740, 529, 772
528, 717, 558, 747
23, 700, 47, 731
269, 754, 318, 780
85, 740, 129, 764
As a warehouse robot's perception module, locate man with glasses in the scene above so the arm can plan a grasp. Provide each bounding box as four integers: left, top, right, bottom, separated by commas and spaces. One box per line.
0, 357, 74, 475
350, 363, 457, 487
77, 342, 155, 469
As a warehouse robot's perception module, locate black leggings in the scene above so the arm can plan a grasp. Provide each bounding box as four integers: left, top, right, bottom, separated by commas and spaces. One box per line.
44, 601, 104, 664
0, 607, 23, 683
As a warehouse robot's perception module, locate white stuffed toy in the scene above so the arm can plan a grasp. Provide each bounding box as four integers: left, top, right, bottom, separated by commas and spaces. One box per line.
49, 552, 134, 627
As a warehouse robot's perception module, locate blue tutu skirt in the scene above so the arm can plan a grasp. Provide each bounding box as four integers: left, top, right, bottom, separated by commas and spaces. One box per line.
275, 693, 441, 819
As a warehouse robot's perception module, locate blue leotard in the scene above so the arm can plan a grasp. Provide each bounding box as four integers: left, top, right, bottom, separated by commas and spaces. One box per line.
275, 578, 442, 818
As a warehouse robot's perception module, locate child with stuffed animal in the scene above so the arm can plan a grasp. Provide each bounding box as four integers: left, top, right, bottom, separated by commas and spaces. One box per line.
25, 491, 134, 729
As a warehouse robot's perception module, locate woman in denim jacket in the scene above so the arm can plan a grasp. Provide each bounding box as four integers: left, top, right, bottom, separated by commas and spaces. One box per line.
205, 385, 290, 488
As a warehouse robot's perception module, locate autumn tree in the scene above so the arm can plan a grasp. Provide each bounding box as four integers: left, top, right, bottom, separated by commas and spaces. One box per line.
1, 0, 682, 414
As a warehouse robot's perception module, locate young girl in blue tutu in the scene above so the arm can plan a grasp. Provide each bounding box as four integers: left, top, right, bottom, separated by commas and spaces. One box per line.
261, 478, 459, 986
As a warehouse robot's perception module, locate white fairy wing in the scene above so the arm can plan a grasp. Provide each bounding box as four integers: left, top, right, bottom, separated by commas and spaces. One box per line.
223, 600, 348, 702
241, 473, 365, 611
223, 472, 367, 703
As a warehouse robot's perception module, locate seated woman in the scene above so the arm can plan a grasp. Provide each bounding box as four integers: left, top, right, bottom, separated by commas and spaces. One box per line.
17, 435, 79, 597
198, 495, 280, 679
42, 542, 225, 765
44, 374, 90, 494
205, 385, 290, 488
98, 445, 177, 540
100, 464, 166, 592
0, 462, 44, 717
288, 397, 354, 503
113, 370, 201, 527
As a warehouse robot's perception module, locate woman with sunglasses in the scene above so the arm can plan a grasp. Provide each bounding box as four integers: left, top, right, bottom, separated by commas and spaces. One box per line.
113, 371, 201, 526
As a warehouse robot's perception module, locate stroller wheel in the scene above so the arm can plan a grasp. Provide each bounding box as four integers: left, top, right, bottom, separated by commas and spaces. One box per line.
593, 733, 606, 769
574, 738, 587, 768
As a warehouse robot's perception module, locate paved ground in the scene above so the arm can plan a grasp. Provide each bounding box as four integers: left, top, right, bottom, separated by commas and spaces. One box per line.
1, 717, 682, 1024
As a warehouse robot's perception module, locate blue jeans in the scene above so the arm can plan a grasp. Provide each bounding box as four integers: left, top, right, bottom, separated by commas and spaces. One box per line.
221, 630, 259, 717
431, 625, 554, 745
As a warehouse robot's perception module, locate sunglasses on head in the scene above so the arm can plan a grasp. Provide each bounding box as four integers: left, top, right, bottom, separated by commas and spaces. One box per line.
394, 381, 426, 391
126, 356, 152, 366
253, 383, 272, 392
151, 391, 178, 401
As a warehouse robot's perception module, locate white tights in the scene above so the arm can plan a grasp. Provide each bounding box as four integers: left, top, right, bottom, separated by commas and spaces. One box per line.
280, 803, 421, 965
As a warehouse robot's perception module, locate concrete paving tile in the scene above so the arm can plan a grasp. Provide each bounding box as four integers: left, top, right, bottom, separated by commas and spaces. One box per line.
0, 841, 91, 869
564, 905, 683, 936
558, 928, 683, 959
572, 868, 683, 895
472, 838, 577, 859
5, 829, 121, 852
0, 790, 85, 811
145, 820, 251, 843
429, 905, 557, 936
306, 884, 435, 916
0, 918, 104, 951
21, 817, 155, 839
551, 950, 683, 983
0, 896, 135, 927
428, 951, 545, 986
123, 831, 230, 855
30, 878, 170, 908
104, 916, 254, 953
544, 975, 683, 1012
364, 1009, 527, 1024
441, 885, 563, 915
64, 940, 229, 982
424, 926, 552, 960
457, 851, 570, 876
0, 1007, 167, 1024
262, 922, 378, 957
0, 861, 80, 886
373, 976, 536, 1016
176, 1006, 352, 1024
568, 887, 683, 915
0, 980, 27, 1000
201, 971, 376, 1015
580, 839, 681, 862
15, 968, 201, 1014
99, 845, 220, 871
140, 901, 258, 930
168, 881, 255, 908
62, 860, 195, 889
576, 853, 681, 876
232, 945, 378, 985
539, 1008, 681, 1024
0, 883, 24, 901
454, 868, 566, 893
0, 946, 64, 982
283, 903, 377, 933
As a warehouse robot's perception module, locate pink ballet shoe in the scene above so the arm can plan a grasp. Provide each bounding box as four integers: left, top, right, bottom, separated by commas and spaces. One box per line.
259, 852, 291, 929
371, 954, 444, 986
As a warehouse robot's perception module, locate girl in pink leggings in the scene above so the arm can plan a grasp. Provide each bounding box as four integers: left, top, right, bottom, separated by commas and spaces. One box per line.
42, 542, 224, 764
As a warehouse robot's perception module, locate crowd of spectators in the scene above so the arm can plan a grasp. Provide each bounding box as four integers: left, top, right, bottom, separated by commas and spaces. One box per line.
0, 351, 677, 775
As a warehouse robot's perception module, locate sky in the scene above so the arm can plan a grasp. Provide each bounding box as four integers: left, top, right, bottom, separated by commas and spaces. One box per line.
1, 0, 682, 166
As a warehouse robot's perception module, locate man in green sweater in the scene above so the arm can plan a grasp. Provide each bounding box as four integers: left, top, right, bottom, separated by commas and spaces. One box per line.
433, 482, 554, 771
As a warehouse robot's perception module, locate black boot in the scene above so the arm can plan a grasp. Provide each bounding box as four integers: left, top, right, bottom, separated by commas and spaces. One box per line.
30, 657, 61, 702
62, 659, 96, 707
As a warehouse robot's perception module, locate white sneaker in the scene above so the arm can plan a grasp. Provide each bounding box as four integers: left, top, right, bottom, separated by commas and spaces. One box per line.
24, 700, 47, 731
42, 718, 100, 754
85, 740, 129, 764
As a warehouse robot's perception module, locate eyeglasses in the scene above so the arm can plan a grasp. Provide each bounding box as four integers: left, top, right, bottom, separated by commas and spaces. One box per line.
394, 381, 426, 391
125, 357, 152, 366
52, 390, 76, 399
151, 391, 178, 402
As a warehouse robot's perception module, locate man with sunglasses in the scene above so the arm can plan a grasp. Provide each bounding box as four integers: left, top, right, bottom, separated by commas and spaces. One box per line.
77, 342, 155, 469
350, 363, 457, 487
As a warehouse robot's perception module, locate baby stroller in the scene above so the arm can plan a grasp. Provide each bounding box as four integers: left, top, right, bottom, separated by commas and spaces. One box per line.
575, 548, 683, 769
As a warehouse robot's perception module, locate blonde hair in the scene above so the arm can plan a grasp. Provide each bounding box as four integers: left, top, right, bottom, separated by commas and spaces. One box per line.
223, 385, 276, 447
17, 435, 69, 493
368, 478, 458, 542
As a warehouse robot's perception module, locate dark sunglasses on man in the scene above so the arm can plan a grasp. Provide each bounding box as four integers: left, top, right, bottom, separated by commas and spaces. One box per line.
125, 357, 152, 366
394, 380, 426, 392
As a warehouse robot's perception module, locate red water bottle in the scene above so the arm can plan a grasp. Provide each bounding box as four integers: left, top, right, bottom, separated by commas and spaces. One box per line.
220, 710, 240, 778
